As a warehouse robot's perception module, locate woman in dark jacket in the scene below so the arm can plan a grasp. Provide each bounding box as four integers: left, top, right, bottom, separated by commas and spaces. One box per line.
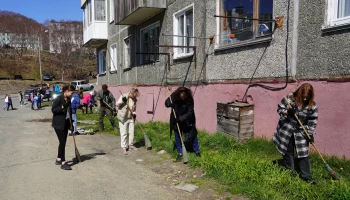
52, 85, 75, 170
165, 87, 200, 161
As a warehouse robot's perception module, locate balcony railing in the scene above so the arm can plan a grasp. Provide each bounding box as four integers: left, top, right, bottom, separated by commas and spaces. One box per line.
116, 0, 166, 25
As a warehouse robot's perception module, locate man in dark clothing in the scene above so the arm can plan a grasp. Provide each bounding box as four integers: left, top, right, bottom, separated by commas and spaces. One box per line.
165, 87, 200, 161
96, 84, 116, 131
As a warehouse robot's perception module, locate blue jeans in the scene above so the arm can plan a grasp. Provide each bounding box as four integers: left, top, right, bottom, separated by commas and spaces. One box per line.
72, 113, 77, 133
4, 102, 8, 110
174, 129, 200, 154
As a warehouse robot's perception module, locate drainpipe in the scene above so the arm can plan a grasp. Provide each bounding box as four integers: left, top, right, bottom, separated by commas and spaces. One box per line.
291, 0, 299, 79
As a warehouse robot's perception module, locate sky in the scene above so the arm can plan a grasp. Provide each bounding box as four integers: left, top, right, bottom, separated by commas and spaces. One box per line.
1, 0, 83, 23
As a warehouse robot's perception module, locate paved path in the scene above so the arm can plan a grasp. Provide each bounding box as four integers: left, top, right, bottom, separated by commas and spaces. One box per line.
0, 98, 196, 200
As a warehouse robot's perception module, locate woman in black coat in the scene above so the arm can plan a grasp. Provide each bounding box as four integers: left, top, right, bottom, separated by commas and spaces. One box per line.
165, 87, 200, 161
52, 85, 75, 170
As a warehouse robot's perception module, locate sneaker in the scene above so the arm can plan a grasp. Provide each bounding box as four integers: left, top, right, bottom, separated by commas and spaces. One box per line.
122, 148, 128, 155
195, 152, 201, 157
129, 145, 138, 150
61, 162, 72, 170
302, 177, 318, 185
55, 159, 62, 165
73, 132, 80, 135
175, 154, 183, 162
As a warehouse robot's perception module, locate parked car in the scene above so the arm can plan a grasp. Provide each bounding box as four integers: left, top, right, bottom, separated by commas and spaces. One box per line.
71, 80, 94, 91
42, 73, 55, 81
24, 88, 38, 101
14, 75, 23, 80
0, 77, 9, 80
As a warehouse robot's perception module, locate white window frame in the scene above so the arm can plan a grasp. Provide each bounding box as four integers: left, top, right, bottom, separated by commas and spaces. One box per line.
110, 44, 117, 72
88, 0, 93, 24
173, 4, 194, 59
98, 50, 106, 74
140, 21, 160, 65
327, 0, 350, 27
109, 0, 115, 23
123, 36, 131, 69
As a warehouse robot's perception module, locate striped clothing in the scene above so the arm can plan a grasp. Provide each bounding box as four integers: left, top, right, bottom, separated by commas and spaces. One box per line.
273, 94, 318, 158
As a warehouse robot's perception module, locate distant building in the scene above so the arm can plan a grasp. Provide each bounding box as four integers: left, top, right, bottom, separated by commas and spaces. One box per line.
48, 21, 84, 53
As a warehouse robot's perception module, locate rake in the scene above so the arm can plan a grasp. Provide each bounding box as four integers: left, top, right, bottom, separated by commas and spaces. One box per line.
67, 107, 82, 163
284, 97, 341, 180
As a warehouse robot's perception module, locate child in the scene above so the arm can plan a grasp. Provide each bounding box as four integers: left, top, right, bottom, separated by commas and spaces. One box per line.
3, 94, 8, 110
33, 94, 39, 111
7, 95, 13, 110
19, 91, 24, 106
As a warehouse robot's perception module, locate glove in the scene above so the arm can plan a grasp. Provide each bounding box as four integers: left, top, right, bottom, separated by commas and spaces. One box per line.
175, 118, 181, 123
113, 108, 117, 112
287, 106, 297, 117
133, 114, 136, 119
307, 135, 314, 144
122, 97, 127, 103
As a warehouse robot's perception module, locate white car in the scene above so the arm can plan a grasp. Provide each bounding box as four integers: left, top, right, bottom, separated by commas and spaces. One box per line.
71, 80, 94, 91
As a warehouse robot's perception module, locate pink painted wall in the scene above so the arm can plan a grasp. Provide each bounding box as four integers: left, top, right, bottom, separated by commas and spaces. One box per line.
107, 81, 350, 159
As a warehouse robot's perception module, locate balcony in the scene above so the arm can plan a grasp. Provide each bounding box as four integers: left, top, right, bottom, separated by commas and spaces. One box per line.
82, 0, 108, 48
116, 0, 166, 25
83, 21, 108, 48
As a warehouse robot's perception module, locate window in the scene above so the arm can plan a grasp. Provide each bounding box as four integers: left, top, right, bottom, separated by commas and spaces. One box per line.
217, 0, 273, 47
173, 5, 194, 58
124, 37, 131, 68
95, 0, 106, 21
109, 0, 115, 23
110, 44, 117, 72
140, 22, 160, 65
98, 50, 106, 74
327, 0, 350, 26
88, 0, 92, 23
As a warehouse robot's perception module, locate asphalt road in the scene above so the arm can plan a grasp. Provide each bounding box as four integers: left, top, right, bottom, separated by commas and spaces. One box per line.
0, 97, 199, 200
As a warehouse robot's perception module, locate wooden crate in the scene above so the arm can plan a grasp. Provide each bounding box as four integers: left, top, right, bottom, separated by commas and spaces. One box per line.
217, 102, 254, 142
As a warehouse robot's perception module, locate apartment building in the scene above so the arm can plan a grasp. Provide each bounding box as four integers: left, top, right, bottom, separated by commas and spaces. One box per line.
82, 0, 350, 158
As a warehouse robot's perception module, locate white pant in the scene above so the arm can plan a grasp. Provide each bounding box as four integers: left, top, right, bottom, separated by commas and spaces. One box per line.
119, 119, 135, 148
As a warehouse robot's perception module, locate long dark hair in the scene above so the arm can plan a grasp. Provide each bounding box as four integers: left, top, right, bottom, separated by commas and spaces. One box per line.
174, 87, 193, 104
62, 84, 75, 93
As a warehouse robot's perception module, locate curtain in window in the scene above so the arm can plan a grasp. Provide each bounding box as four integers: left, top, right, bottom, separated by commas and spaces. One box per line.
338, 0, 350, 18
95, 0, 106, 21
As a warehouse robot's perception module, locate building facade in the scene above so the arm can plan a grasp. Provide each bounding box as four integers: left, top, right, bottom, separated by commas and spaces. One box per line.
82, 0, 350, 158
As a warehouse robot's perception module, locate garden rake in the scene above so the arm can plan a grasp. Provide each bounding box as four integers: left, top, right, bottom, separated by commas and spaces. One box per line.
67, 107, 82, 163
118, 91, 152, 150
284, 97, 341, 180
167, 88, 189, 164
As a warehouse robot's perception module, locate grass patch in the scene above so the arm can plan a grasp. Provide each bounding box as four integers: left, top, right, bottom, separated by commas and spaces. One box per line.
75, 113, 350, 200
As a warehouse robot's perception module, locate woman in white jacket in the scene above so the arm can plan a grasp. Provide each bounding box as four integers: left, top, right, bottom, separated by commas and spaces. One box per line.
116, 88, 140, 155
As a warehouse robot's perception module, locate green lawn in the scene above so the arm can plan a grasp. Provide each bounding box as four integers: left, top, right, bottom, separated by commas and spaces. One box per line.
76, 112, 350, 200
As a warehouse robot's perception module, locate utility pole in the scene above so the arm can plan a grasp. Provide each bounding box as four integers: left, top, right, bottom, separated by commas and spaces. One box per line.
38, 35, 42, 87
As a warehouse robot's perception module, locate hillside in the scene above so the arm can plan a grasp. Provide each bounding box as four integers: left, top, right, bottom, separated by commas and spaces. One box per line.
0, 10, 96, 80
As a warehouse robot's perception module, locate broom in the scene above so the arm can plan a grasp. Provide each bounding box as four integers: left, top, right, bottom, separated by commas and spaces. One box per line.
118, 91, 152, 150
284, 97, 341, 180
167, 88, 189, 164
67, 107, 82, 163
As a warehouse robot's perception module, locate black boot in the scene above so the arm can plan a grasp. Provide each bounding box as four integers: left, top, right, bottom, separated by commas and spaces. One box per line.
195, 152, 201, 157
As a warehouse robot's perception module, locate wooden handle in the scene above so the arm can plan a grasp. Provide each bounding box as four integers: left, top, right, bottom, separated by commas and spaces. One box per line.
167, 88, 184, 143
